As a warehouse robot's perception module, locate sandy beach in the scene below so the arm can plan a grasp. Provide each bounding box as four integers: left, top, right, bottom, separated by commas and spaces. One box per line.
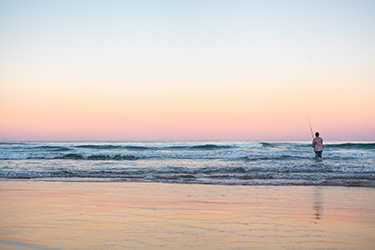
0, 181, 374, 249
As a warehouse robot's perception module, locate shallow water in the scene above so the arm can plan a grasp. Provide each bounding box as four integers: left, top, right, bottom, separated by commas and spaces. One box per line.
1, 141, 374, 186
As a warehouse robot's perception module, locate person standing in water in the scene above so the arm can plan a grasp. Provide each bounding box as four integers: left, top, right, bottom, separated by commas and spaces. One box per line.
312, 132, 323, 158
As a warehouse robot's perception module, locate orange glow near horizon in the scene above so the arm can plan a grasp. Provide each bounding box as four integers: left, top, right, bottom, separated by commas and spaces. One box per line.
0, 1, 374, 141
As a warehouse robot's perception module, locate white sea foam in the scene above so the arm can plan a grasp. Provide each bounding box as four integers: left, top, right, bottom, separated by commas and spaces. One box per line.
0, 141, 374, 186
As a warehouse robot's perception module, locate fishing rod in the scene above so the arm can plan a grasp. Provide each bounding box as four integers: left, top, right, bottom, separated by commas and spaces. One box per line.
307, 116, 314, 140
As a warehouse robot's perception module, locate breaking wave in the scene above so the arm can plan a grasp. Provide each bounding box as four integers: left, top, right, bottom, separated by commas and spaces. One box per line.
1, 141, 374, 187
1, 164, 374, 187
324, 142, 375, 150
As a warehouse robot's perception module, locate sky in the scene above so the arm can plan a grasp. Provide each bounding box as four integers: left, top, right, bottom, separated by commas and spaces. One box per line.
0, 0, 374, 141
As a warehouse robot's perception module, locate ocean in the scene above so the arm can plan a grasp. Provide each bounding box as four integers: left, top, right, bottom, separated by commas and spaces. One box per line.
0, 141, 374, 187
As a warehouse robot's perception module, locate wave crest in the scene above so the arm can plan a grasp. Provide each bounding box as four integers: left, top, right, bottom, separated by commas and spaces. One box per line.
325, 143, 375, 150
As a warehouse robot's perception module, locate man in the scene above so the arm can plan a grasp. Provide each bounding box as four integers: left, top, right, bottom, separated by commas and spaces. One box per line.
312, 132, 323, 158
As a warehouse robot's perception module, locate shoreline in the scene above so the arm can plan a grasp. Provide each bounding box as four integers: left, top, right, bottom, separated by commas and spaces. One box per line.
1, 178, 374, 188
1, 181, 374, 249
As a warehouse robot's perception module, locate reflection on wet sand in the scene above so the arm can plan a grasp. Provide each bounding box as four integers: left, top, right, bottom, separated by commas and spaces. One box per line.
313, 187, 324, 223
0, 181, 374, 250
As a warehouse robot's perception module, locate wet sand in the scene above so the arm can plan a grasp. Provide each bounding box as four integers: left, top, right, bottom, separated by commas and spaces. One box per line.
0, 181, 374, 249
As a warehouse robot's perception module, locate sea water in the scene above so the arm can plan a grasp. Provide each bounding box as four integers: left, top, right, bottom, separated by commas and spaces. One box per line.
0, 141, 374, 187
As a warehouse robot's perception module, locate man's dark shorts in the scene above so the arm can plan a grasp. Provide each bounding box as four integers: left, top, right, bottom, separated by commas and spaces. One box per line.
315, 151, 323, 158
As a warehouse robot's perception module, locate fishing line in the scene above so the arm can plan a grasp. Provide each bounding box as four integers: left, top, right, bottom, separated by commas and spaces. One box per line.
307, 116, 314, 139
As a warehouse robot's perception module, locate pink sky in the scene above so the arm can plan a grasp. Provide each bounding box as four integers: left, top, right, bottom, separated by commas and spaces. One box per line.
1, 1, 374, 141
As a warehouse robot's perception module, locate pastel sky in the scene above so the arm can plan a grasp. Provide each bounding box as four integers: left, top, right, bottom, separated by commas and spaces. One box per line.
1, 0, 374, 141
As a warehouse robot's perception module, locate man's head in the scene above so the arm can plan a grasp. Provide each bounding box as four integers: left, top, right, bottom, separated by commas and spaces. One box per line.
315, 132, 320, 137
